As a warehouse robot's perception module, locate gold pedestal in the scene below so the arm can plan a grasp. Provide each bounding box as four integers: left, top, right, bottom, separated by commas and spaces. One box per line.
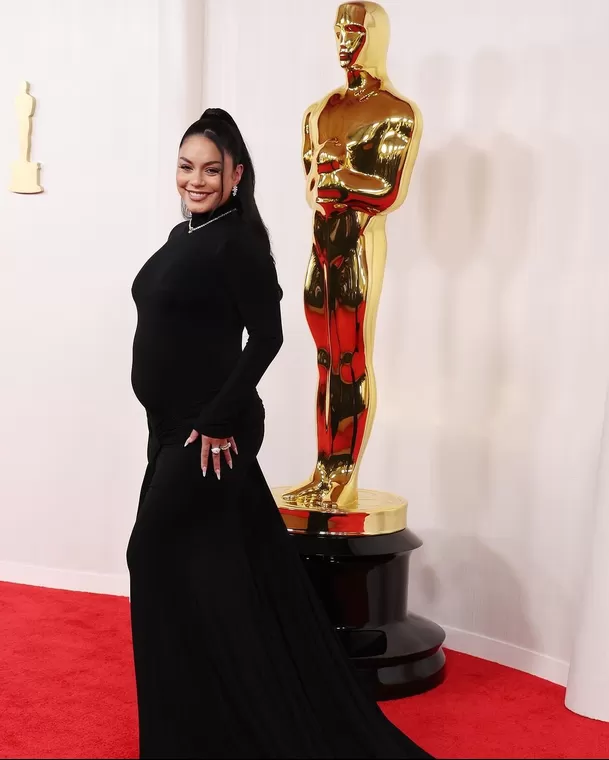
272, 487, 406, 537
9, 160, 42, 194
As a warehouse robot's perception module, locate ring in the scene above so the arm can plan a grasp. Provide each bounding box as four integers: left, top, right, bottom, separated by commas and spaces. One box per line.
211, 447, 221, 454
220, 443, 231, 451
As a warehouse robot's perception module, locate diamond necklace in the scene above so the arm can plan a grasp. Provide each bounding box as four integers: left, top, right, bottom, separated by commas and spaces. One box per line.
188, 207, 236, 234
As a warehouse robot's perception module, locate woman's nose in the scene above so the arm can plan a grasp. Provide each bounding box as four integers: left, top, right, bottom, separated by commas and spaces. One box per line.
190, 172, 206, 187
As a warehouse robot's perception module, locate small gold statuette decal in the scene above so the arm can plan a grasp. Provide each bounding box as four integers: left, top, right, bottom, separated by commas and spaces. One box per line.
9, 81, 43, 195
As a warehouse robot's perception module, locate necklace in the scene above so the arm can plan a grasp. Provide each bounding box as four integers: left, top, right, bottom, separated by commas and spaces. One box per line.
188, 207, 236, 234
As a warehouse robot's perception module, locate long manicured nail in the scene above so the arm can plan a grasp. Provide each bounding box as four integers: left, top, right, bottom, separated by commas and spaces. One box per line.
228, 461, 233, 470
184, 438, 191, 447
216, 471, 221, 480
202, 467, 206, 477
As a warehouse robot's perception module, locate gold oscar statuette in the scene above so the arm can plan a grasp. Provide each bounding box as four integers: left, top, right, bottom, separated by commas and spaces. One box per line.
9, 81, 43, 195
273, 1, 422, 536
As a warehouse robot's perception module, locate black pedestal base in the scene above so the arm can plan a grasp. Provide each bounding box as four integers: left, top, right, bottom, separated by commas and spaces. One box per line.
290, 528, 446, 701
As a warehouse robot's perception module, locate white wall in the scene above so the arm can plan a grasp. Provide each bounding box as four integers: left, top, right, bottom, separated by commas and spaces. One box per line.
1, 0, 608, 697
202, 0, 609, 686
0, 0, 205, 594
566, 385, 609, 719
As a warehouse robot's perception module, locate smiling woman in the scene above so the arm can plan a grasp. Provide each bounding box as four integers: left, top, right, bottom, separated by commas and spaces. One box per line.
177, 136, 242, 216
175, 108, 271, 247
126, 106, 431, 759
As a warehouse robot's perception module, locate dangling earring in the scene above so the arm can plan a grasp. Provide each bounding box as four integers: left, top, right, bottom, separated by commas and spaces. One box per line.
232, 185, 238, 197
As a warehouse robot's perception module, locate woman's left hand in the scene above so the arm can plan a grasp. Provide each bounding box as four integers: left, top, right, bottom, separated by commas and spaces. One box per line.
184, 430, 238, 480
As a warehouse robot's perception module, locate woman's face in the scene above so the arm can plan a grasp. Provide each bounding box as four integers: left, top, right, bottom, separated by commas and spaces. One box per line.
177, 135, 243, 215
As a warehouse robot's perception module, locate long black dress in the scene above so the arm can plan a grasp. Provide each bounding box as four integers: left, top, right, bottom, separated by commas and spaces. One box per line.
127, 198, 431, 759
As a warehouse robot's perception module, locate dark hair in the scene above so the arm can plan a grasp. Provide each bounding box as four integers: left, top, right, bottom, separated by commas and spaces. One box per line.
180, 108, 272, 256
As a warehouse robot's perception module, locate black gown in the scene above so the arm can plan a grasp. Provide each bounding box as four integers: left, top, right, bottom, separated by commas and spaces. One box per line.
127, 198, 431, 759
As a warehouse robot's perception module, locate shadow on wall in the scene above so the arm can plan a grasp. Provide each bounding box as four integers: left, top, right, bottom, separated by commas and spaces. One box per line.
414, 48, 537, 533
387, 50, 537, 648
389, 46, 583, 657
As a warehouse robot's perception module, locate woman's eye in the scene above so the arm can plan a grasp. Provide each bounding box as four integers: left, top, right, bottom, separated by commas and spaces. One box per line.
179, 164, 191, 170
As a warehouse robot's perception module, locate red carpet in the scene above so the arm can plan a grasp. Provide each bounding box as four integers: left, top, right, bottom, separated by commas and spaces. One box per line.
0, 580, 607, 759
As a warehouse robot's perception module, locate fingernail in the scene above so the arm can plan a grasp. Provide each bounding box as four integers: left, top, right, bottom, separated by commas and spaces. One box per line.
184, 439, 190, 447
216, 471, 221, 480
228, 461, 233, 469
202, 467, 206, 477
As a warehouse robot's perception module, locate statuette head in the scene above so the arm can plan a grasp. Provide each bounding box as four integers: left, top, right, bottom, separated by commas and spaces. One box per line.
334, 2, 389, 72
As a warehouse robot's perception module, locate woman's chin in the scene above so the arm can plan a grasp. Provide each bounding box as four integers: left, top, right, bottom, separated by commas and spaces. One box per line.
185, 200, 215, 215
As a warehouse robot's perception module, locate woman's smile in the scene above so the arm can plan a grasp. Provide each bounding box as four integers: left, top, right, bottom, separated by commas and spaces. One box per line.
187, 190, 211, 202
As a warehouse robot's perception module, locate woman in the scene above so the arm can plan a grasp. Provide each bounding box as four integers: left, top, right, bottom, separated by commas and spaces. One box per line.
127, 107, 431, 759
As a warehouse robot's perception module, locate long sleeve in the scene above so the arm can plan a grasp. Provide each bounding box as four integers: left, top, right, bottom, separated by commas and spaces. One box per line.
194, 234, 283, 438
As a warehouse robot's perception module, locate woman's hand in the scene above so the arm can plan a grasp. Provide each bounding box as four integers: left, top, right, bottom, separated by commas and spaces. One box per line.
184, 430, 238, 479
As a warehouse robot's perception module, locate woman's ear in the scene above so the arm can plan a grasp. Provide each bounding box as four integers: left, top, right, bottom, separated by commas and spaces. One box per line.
234, 163, 244, 186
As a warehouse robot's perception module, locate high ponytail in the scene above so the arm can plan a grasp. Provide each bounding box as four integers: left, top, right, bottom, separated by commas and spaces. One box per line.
180, 108, 273, 259
200, 107, 238, 129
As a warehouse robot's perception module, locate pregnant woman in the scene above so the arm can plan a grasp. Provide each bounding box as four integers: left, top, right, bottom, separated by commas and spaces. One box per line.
126, 107, 431, 759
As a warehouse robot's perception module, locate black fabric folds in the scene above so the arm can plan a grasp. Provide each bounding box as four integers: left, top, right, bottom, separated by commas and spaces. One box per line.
127, 207, 431, 758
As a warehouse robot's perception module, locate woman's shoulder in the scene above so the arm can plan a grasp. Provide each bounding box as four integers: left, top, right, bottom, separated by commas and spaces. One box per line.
223, 217, 271, 260
167, 220, 189, 241
219, 219, 282, 298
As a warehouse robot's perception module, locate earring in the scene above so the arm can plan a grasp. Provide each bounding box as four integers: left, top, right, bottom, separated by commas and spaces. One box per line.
232, 185, 238, 197
180, 198, 192, 219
